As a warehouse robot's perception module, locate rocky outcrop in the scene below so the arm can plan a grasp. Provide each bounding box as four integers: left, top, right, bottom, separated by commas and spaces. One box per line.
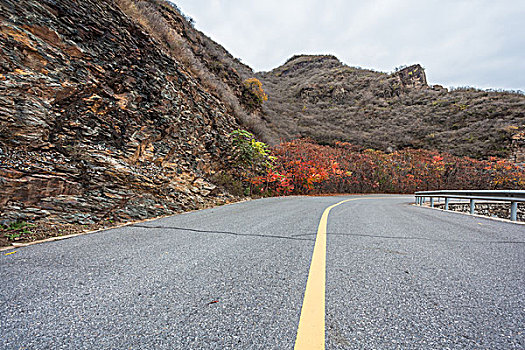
0, 0, 241, 225
394, 64, 428, 88
511, 130, 525, 163
114, 0, 255, 113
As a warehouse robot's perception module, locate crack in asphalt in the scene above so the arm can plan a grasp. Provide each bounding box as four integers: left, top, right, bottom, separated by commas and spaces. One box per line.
131, 224, 315, 242
132, 225, 524, 244
129, 201, 521, 247
291, 232, 525, 244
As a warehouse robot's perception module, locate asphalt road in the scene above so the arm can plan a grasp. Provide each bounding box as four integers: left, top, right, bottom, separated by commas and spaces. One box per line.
1, 195, 524, 349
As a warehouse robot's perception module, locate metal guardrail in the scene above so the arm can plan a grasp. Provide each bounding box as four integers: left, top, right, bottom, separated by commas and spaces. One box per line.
415, 190, 525, 221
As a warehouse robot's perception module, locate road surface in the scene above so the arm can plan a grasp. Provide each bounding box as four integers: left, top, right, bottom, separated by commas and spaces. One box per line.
1, 195, 524, 349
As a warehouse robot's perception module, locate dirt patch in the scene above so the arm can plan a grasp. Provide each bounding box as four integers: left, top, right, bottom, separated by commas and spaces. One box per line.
0, 220, 113, 248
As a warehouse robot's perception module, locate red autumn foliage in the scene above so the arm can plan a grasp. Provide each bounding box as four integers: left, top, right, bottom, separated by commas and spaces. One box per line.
251, 139, 525, 195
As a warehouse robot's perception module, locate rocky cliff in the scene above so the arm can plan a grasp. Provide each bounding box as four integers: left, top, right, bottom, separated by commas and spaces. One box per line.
0, 0, 243, 226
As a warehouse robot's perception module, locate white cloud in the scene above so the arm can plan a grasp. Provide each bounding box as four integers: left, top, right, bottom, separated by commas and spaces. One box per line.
173, 0, 525, 90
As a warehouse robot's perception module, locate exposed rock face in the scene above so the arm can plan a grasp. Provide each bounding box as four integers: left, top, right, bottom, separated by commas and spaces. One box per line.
0, 0, 241, 224
394, 64, 428, 88
511, 130, 525, 163
114, 0, 255, 113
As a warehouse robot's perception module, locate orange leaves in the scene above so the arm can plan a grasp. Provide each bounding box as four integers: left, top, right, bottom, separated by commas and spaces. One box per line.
251, 139, 525, 195
331, 162, 343, 175
250, 169, 294, 194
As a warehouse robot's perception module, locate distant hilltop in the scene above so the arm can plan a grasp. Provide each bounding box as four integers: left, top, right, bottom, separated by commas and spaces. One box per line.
254, 54, 524, 159
277, 55, 428, 88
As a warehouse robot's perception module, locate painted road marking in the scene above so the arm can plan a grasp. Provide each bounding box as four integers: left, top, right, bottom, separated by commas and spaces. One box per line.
294, 196, 409, 349
294, 198, 355, 350
4, 251, 17, 256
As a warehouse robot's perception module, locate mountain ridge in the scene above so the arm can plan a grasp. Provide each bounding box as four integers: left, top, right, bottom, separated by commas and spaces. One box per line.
112, 1, 524, 161
254, 54, 524, 159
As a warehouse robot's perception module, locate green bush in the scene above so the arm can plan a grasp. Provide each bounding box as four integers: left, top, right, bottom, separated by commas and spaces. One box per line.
229, 129, 275, 195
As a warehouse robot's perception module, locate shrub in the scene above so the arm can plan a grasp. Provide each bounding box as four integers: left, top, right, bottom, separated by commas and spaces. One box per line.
251, 139, 525, 195
229, 130, 275, 195
242, 78, 268, 110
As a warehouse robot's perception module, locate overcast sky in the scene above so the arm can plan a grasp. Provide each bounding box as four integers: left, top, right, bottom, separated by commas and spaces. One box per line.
172, 0, 525, 91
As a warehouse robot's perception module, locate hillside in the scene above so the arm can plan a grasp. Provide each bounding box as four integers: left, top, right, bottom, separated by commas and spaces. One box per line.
256, 55, 525, 160
115, 0, 258, 119
1, 0, 524, 244
0, 0, 247, 229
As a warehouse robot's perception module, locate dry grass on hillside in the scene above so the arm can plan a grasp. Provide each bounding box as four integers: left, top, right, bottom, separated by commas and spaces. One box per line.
257, 56, 525, 159
115, 0, 269, 133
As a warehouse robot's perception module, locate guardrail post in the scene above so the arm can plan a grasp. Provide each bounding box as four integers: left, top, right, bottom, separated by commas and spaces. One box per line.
445, 197, 449, 210
430, 197, 434, 208
510, 202, 518, 221
470, 199, 475, 214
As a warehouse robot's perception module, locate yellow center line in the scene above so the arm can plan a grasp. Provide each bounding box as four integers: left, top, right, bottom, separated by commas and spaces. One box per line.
294, 196, 407, 349
294, 198, 355, 350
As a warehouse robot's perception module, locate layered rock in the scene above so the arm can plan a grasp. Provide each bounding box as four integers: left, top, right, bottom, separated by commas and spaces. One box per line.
0, 0, 241, 224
